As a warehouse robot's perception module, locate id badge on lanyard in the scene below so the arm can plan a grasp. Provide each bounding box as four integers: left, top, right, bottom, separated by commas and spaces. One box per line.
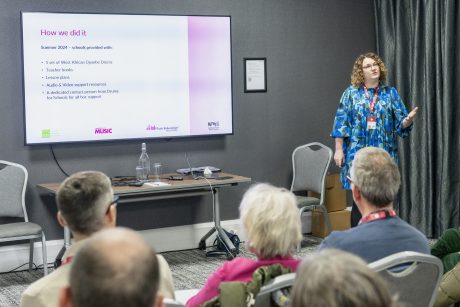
367, 116, 377, 130
364, 84, 380, 130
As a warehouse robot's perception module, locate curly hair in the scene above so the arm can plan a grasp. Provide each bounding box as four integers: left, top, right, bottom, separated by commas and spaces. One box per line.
350, 52, 387, 88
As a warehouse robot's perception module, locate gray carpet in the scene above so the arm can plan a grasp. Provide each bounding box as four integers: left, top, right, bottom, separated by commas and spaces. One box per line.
0, 238, 321, 306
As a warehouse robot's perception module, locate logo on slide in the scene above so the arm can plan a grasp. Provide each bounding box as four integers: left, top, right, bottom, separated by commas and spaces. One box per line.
41, 129, 60, 138
94, 128, 113, 134
41, 129, 51, 138
146, 124, 179, 132
146, 124, 157, 131
208, 121, 220, 131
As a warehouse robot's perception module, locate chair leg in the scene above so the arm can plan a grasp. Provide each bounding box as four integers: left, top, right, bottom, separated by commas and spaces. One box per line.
29, 240, 34, 273
42, 232, 48, 276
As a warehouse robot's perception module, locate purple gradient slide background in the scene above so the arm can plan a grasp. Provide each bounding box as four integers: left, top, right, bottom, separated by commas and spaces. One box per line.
188, 16, 232, 134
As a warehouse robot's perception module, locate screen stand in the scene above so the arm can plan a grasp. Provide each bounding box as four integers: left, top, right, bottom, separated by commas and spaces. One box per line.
198, 188, 237, 259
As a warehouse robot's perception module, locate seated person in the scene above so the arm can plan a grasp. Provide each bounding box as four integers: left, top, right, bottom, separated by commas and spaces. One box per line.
319, 147, 430, 263
291, 249, 399, 307
186, 183, 302, 307
21, 171, 174, 307
434, 263, 460, 307
59, 227, 164, 307
431, 228, 460, 273
431, 228, 460, 307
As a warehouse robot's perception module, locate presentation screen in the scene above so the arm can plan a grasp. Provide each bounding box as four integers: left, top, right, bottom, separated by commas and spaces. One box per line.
21, 12, 233, 144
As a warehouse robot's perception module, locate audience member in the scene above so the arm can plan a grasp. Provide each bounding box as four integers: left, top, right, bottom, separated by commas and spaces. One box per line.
431, 228, 460, 273
291, 249, 399, 307
186, 183, 302, 307
20, 171, 174, 307
431, 228, 460, 307
58, 227, 164, 307
434, 263, 460, 307
319, 147, 430, 262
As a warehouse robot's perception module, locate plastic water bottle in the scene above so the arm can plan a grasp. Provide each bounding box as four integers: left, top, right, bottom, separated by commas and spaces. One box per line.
138, 143, 150, 181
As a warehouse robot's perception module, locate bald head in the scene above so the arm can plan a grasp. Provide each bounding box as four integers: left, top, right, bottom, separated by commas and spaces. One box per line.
67, 228, 160, 307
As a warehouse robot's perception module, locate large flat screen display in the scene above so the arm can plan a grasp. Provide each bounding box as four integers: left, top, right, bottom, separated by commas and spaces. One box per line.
21, 12, 233, 144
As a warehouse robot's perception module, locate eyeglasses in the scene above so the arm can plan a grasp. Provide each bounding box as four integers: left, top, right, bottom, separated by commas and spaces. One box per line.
346, 175, 353, 183
362, 63, 379, 70
105, 196, 119, 215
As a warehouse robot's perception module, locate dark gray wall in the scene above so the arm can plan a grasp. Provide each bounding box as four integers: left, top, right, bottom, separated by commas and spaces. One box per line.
0, 0, 375, 240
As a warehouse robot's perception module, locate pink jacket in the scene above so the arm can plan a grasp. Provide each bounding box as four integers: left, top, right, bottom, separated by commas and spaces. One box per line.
186, 256, 300, 307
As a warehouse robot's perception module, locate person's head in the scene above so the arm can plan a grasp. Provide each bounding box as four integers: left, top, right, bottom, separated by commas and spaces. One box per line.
59, 227, 163, 307
349, 147, 400, 208
291, 249, 398, 307
239, 183, 301, 259
351, 52, 387, 87
56, 171, 116, 238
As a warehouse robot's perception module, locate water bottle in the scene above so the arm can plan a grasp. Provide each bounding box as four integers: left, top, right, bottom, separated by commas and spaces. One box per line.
138, 143, 150, 181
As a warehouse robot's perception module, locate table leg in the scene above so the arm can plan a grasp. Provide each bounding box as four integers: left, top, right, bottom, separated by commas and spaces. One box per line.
199, 188, 236, 257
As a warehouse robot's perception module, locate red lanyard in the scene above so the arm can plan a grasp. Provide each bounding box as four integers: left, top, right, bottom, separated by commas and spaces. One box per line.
359, 209, 397, 225
62, 256, 73, 266
363, 84, 380, 114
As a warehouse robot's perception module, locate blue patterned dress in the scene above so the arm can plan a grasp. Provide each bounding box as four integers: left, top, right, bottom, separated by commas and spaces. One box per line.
331, 84, 412, 190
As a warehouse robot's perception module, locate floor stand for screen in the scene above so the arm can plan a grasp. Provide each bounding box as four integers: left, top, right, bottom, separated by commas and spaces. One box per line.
198, 188, 237, 259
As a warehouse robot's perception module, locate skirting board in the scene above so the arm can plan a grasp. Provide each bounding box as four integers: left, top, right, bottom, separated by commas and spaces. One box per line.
0, 219, 244, 273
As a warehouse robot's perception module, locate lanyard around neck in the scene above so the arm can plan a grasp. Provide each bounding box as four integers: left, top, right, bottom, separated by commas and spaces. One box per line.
359, 209, 396, 225
363, 84, 380, 114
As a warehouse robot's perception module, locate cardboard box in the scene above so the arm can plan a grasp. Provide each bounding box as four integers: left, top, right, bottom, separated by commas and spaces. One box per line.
308, 173, 346, 212
311, 209, 350, 238
301, 211, 312, 234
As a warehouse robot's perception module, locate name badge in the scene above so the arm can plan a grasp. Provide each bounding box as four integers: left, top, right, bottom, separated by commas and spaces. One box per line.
367, 116, 377, 130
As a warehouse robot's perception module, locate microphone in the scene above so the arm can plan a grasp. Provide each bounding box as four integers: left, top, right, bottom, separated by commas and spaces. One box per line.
184, 153, 201, 179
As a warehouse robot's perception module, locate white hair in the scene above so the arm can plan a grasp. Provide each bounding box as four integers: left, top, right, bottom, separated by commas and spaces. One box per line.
239, 183, 301, 259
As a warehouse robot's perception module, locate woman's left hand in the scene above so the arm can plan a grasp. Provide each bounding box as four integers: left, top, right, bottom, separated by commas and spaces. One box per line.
403, 107, 418, 127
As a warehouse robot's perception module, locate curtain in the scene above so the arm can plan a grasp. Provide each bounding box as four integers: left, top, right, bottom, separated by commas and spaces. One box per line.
374, 0, 460, 237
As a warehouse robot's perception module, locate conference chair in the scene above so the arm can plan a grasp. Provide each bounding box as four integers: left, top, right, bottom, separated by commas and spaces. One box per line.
290, 142, 332, 250
0, 160, 48, 275
163, 298, 186, 307
369, 251, 443, 307
254, 272, 295, 307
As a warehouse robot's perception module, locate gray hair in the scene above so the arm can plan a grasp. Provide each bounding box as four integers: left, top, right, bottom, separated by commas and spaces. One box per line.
56, 171, 113, 236
291, 249, 399, 307
69, 227, 160, 307
349, 147, 400, 207
239, 183, 301, 259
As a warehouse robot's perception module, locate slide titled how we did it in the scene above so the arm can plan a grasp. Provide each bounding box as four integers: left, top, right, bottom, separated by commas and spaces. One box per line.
38, 27, 118, 102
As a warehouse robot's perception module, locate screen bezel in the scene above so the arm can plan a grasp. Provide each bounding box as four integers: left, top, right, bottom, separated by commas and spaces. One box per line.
21, 11, 234, 145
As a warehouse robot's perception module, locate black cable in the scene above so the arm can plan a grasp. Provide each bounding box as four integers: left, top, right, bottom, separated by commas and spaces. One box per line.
6, 262, 37, 273
5, 261, 54, 274
50, 145, 70, 177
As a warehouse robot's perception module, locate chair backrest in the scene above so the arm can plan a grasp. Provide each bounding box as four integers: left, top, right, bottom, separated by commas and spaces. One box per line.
0, 160, 28, 220
163, 298, 186, 307
290, 142, 332, 200
254, 272, 295, 307
369, 251, 443, 307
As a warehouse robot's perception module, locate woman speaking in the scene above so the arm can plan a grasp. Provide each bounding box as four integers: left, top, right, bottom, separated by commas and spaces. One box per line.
331, 52, 418, 227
